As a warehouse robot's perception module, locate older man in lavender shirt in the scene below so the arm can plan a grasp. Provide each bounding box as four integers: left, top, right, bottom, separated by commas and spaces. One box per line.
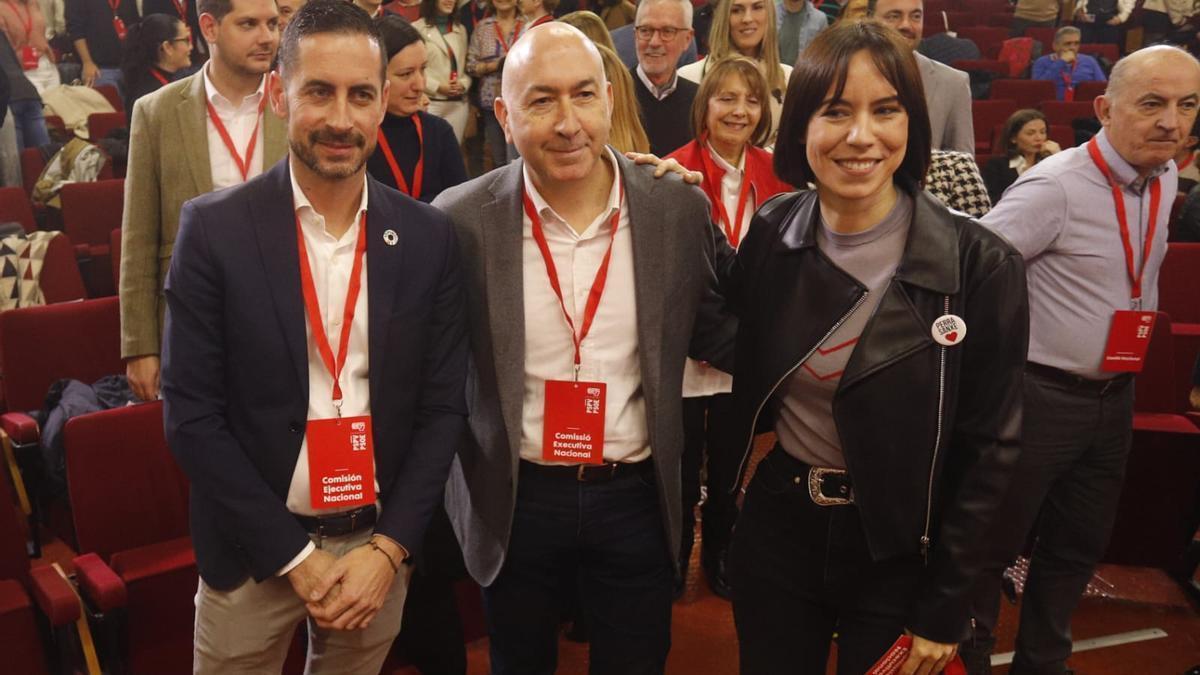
959, 45, 1200, 675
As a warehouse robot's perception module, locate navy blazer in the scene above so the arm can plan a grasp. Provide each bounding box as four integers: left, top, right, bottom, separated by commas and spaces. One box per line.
162, 159, 468, 590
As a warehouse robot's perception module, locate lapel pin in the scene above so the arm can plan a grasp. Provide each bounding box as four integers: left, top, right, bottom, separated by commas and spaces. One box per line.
383, 229, 398, 246
931, 314, 966, 347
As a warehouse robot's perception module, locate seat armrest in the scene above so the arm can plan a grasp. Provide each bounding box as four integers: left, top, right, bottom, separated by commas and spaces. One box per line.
0, 412, 40, 445
73, 553, 127, 612
28, 565, 81, 626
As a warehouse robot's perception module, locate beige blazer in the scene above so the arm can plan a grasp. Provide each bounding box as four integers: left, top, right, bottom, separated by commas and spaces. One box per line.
118, 71, 287, 359
413, 18, 472, 98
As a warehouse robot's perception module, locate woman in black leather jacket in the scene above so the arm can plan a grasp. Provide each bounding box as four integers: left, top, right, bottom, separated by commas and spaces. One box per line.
725, 22, 1030, 675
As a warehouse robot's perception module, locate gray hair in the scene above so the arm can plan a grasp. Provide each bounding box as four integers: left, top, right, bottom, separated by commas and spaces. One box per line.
635, 0, 693, 29
1052, 25, 1080, 46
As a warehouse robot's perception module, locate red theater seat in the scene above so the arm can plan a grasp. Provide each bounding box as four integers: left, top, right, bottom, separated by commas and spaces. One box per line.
109, 228, 121, 294
66, 402, 197, 675
0, 297, 122, 549
1023, 25, 1056, 52
1079, 42, 1118, 63
1048, 124, 1075, 149
37, 232, 89, 305
972, 99, 1018, 154
1039, 100, 1097, 127
1159, 244, 1200, 325
959, 26, 1008, 58
990, 78, 1057, 110
19, 148, 44, 198
93, 84, 123, 112
0, 187, 36, 232
87, 111, 126, 142
60, 179, 124, 297
0, 465, 84, 674
1074, 80, 1107, 102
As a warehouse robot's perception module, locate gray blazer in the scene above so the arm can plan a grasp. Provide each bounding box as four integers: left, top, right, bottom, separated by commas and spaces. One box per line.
432, 153, 736, 586
916, 52, 975, 155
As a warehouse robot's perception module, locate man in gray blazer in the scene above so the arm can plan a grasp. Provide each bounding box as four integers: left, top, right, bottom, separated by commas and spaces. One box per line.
871, 0, 975, 154
432, 22, 735, 675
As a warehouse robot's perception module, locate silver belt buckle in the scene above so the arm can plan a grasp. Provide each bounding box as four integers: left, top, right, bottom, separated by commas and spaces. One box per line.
807, 467, 853, 506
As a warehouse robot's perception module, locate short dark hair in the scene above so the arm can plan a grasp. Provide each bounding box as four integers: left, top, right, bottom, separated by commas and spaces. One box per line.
774, 21, 932, 189
998, 108, 1046, 159
375, 14, 422, 62
277, 0, 386, 82
198, 0, 234, 22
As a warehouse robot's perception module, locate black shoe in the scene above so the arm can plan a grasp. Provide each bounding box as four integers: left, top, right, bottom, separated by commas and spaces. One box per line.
701, 550, 732, 600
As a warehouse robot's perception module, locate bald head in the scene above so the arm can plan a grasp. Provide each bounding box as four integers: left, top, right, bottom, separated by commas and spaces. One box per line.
1106, 45, 1200, 103
500, 23, 607, 102
496, 22, 614, 194
1097, 45, 1200, 176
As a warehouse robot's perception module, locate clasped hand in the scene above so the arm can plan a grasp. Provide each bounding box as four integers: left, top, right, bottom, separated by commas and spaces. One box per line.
285, 539, 401, 631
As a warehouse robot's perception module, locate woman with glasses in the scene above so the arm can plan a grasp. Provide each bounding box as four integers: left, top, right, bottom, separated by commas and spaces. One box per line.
725, 21, 1028, 674
414, 0, 472, 142
120, 14, 192, 122
678, 0, 791, 144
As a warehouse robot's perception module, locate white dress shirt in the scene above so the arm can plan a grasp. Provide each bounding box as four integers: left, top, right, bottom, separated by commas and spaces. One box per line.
519, 149, 651, 465
278, 163, 376, 575
202, 64, 267, 191
636, 64, 679, 101
682, 144, 748, 397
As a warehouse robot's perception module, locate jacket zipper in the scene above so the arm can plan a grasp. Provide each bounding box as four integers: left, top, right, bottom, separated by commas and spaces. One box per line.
920, 294, 951, 562
732, 292, 869, 493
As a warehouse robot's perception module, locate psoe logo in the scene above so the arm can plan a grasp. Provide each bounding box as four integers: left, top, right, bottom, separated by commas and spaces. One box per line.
352, 421, 366, 432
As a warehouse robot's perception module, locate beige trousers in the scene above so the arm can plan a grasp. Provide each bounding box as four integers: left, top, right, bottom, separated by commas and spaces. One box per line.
193, 529, 412, 674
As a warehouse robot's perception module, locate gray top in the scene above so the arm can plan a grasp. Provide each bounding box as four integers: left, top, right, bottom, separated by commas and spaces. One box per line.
981, 128, 1174, 379
774, 191, 913, 469
776, 0, 827, 68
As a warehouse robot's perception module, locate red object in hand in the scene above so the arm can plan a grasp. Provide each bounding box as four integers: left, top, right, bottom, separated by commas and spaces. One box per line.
867, 635, 967, 675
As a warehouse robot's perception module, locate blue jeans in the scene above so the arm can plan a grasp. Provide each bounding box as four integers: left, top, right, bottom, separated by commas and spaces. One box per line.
483, 461, 674, 675
10, 99, 50, 150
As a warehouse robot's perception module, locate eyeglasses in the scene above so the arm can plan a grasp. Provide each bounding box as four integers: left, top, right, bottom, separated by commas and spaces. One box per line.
634, 25, 687, 41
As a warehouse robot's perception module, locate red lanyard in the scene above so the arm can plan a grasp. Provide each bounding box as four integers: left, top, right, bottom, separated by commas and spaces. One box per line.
1180, 152, 1195, 172
6, 1, 32, 42
698, 141, 753, 248
529, 13, 553, 27
376, 115, 424, 198
1061, 60, 1077, 101
150, 69, 169, 86
1086, 137, 1161, 303
205, 96, 266, 182
496, 20, 522, 53
295, 211, 368, 407
523, 183, 623, 372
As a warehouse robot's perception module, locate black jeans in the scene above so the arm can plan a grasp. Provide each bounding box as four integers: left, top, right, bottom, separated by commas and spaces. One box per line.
1078, 14, 1122, 46
680, 393, 740, 565
729, 448, 926, 675
963, 366, 1134, 675
482, 461, 674, 675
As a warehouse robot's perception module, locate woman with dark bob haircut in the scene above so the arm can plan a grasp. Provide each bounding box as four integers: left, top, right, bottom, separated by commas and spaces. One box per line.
723, 20, 1030, 674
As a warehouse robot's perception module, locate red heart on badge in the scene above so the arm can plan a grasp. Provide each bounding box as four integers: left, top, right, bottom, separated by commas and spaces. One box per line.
945, 331, 959, 342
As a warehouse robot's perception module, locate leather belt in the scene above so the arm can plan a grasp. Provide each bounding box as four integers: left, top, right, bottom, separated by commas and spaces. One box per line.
769, 447, 854, 506
294, 504, 377, 538
1026, 362, 1133, 396
519, 459, 654, 483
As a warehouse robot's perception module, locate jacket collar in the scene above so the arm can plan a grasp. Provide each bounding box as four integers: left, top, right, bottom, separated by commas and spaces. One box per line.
776, 185, 960, 294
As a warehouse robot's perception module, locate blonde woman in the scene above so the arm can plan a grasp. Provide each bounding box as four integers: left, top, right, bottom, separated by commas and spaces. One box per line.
414, 0, 472, 142
678, 0, 791, 143
557, 9, 617, 51
596, 43, 650, 153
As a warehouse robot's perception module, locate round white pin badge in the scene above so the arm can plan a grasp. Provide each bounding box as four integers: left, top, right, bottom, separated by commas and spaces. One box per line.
931, 314, 966, 347
383, 229, 399, 246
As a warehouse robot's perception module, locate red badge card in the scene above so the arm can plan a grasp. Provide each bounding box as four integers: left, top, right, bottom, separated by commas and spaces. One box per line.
1101, 310, 1157, 373
867, 635, 967, 675
543, 380, 606, 464
306, 415, 376, 510
19, 45, 38, 71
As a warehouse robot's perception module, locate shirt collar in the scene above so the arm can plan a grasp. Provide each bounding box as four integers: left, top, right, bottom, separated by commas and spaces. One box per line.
706, 141, 745, 175
1095, 128, 1170, 193
203, 62, 267, 112
1009, 154, 1029, 173
636, 64, 678, 100
290, 159, 371, 242
523, 147, 622, 236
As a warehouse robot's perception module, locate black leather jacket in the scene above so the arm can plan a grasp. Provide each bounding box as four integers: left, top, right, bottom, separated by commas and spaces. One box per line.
726, 187, 1030, 643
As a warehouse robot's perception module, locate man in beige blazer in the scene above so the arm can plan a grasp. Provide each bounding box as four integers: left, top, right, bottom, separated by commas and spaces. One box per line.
120, 0, 287, 401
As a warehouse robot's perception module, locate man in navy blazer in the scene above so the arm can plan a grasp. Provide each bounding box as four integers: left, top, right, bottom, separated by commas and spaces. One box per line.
161, 2, 467, 672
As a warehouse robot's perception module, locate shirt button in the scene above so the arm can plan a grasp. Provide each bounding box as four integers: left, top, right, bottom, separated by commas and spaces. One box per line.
289, 422, 302, 433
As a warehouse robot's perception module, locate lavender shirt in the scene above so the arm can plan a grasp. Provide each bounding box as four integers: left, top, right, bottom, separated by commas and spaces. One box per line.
981, 129, 1174, 379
